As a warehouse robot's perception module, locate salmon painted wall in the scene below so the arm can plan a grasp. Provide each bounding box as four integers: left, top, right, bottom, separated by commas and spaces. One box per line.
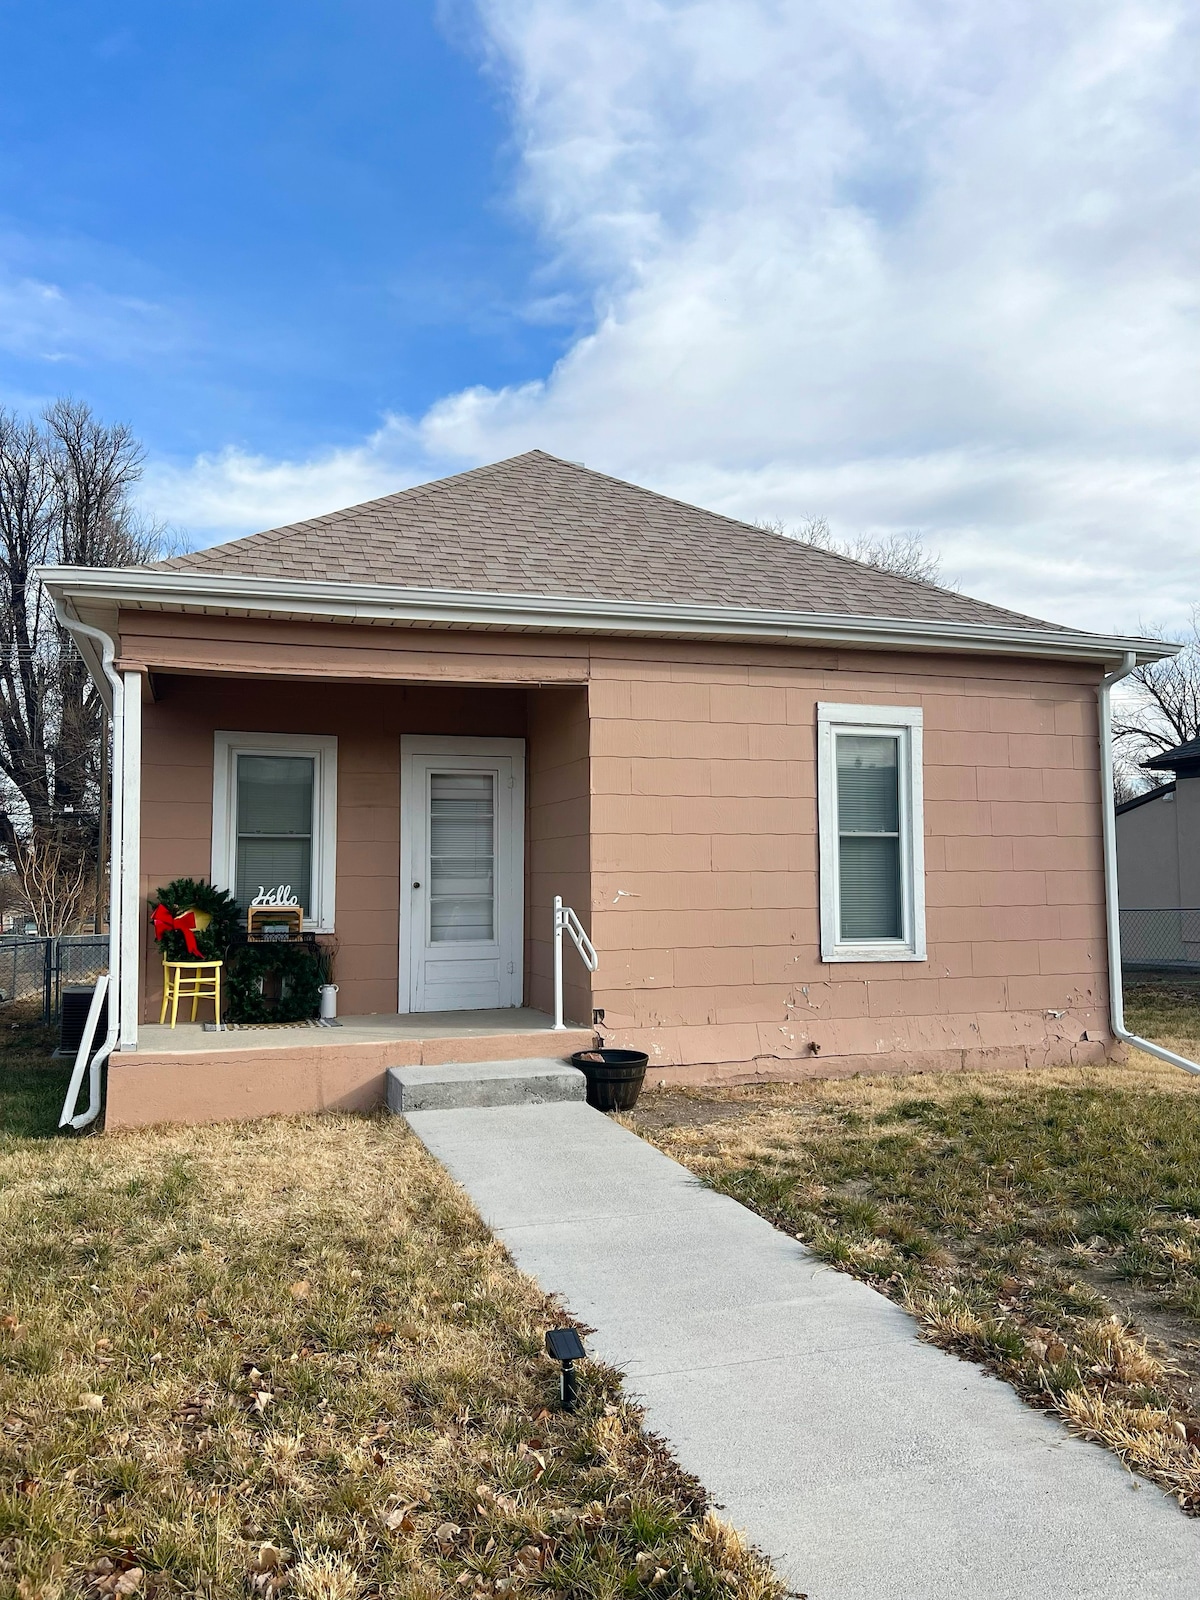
526, 687, 591, 1024
139, 676, 527, 1020
583, 640, 1111, 1081
129, 613, 1112, 1084
120, 612, 589, 685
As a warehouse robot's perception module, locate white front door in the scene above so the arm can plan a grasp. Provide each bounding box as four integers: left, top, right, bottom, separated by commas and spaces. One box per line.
399, 736, 525, 1013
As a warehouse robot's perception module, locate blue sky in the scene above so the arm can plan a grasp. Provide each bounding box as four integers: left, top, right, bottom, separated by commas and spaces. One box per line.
0, 2, 572, 455
2, 1, 1198, 633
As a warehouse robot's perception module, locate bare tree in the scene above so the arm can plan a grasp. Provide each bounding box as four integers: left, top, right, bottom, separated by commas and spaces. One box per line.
0, 400, 168, 933
757, 514, 949, 587
1113, 764, 1145, 808
1112, 612, 1200, 774
10, 831, 93, 936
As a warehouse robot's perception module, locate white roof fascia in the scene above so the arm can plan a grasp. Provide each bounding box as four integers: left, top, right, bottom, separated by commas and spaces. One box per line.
37, 565, 1178, 668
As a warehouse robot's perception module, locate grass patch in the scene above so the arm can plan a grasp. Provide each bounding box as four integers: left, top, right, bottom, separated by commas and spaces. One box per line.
628, 1047, 1200, 1513
1, 1107, 784, 1600
1125, 972, 1200, 1054
0, 1022, 68, 1142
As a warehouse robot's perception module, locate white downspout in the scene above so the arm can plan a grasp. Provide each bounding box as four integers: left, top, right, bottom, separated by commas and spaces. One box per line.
1099, 652, 1200, 1075
52, 604, 124, 1129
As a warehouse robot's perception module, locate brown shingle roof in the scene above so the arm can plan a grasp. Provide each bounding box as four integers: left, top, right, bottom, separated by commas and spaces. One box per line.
154, 450, 1053, 632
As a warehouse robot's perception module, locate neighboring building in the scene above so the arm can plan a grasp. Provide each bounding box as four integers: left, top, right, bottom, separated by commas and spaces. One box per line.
41, 451, 1169, 1127
1116, 738, 1200, 966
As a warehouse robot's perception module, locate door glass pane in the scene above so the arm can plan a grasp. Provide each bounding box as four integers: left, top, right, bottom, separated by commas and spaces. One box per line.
236, 754, 314, 912
429, 771, 495, 943
837, 734, 902, 940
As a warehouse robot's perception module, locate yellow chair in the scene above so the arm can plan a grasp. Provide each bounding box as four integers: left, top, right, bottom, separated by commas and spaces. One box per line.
160, 960, 223, 1027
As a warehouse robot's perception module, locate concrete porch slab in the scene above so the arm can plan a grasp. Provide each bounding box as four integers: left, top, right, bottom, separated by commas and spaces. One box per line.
133, 1008, 577, 1055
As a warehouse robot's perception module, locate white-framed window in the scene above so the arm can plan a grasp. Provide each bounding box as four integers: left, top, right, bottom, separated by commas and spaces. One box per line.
211, 732, 338, 932
817, 703, 925, 963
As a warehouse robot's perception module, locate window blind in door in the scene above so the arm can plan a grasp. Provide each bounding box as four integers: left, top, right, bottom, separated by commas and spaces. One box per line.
428, 771, 496, 943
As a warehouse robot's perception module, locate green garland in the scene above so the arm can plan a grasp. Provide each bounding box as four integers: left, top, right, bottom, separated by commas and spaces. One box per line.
226, 942, 323, 1024
150, 878, 241, 963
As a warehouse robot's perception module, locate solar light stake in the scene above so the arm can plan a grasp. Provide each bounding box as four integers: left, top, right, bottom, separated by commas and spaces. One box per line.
561, 1358, 579, 1412
544, 1326, 587, 1413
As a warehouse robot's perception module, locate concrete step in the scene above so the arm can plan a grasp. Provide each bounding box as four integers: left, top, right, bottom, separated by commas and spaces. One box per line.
386, 1056, 585, 1114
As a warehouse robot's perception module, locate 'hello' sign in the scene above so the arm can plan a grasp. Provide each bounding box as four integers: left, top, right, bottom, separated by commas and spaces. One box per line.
251, 885, 301, 908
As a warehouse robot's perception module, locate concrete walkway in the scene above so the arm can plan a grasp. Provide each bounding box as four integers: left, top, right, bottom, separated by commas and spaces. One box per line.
407, 1100, 1200, 1600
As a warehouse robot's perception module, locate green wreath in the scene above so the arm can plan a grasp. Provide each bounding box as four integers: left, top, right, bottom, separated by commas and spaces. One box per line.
150, 878, 241, 963
226, 942, 322, 1024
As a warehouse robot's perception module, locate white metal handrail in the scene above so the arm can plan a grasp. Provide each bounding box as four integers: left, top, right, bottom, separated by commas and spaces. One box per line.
553, 894, 598, 1031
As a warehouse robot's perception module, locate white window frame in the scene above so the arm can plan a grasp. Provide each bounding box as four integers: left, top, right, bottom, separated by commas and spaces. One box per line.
817, 703, 925, 963
212, 731, 338, 933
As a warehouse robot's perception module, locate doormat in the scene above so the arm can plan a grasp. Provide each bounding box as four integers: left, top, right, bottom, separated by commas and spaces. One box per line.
202, 1019, 343, 1033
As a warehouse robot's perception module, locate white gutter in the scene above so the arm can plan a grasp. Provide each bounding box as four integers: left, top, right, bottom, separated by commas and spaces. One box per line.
1099, 653, 1200, 1075
36, 566, 1177, 668
52, 605, 123, 1129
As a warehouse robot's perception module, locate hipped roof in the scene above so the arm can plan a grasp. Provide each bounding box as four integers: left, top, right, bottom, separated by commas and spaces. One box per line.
154, 450, 1054, 635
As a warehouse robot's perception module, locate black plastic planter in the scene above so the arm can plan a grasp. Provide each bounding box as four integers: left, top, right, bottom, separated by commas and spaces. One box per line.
570, 1047, 649, 1112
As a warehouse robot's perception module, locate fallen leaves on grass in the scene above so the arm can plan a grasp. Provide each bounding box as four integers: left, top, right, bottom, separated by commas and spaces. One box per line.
247, 1542, 289, 1597
1, 1114, 784, 1600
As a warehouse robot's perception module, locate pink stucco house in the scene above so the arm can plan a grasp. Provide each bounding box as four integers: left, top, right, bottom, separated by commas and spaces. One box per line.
41, 451, 1170, 1128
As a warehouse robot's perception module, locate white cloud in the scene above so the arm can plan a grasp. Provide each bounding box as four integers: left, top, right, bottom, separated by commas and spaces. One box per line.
151, 0, 1200, 633
0, 256, 177, 369
141, 415, 425, 538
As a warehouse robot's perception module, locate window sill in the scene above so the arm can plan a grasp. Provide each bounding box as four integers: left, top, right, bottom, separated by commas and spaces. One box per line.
821, 943, 926, 964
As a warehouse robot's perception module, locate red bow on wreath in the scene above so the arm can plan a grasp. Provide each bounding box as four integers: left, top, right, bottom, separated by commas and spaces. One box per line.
152, 904, 202, 958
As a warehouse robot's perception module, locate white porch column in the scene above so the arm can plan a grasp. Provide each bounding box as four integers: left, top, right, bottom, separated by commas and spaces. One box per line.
118, 669, 142, 1051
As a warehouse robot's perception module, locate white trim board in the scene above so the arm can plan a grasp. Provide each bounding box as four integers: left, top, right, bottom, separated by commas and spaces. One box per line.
119, 670, 142, 1050
211, 731, 338, 932
36, 565, 1175, 669
817, 702, 926, 964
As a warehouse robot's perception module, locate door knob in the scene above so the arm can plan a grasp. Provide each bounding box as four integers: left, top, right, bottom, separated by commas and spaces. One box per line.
412, 881, 421, 889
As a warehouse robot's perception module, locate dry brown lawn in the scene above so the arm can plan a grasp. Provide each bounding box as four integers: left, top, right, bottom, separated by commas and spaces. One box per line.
628, 1035, 1200, 1515
0, 1110, 784, 1600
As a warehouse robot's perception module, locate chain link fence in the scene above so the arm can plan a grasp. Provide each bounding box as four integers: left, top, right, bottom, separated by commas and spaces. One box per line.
0, 935, 109, 1023
1120, 909, 1200, 971
1, 917, 1196, 1017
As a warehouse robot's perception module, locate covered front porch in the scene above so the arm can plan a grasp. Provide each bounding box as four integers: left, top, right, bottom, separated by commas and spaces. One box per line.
106, 1007, 595, 1128
90, 612, 601, 1125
